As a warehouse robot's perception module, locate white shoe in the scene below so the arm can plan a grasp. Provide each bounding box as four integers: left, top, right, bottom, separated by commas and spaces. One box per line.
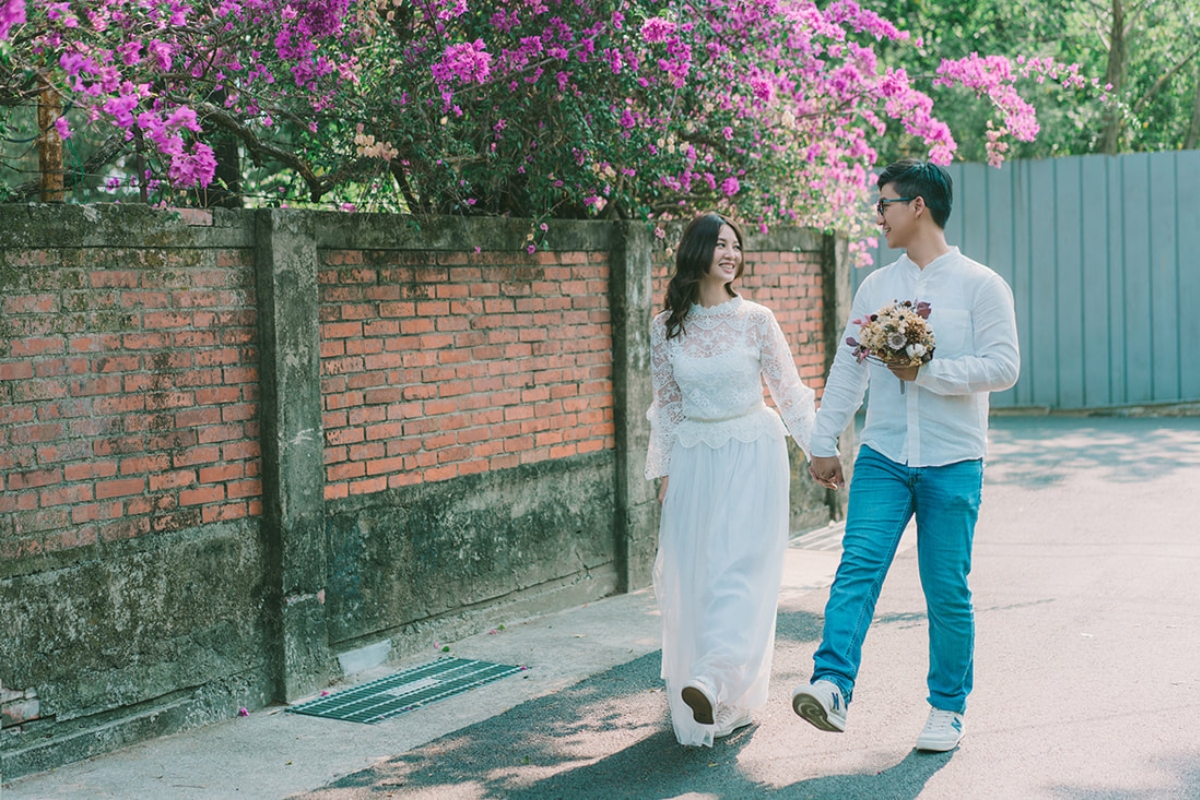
681, 678, 716, 725
713, 706, 753, 739
916, 708, 965, 751
791, 679, 847, 732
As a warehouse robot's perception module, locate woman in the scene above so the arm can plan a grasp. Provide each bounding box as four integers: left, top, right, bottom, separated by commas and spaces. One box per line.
646, 212, 816, 746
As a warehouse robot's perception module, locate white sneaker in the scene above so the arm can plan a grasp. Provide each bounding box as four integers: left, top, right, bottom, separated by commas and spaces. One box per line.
681, 678, 716, 725
916, 708, 965, 751
713, 706, 753, 739
791, 679, 847, 732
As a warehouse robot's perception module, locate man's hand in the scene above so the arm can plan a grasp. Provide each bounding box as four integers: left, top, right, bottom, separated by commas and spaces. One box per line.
658, 476, 669, 504
889, 364, 920, 382
809, 455, 845, 490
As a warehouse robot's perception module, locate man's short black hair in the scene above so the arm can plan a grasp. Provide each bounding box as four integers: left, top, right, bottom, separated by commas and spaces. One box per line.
877, 159, 953, 229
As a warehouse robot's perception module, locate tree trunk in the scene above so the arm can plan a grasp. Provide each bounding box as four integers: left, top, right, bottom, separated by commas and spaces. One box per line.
37, 79, 64, 202
1100, 0, 1126, 154
204, 88, 244, 208
206, 132, 244, 208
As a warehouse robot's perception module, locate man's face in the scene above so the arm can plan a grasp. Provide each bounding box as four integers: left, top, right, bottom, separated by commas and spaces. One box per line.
876, 182, 915, 249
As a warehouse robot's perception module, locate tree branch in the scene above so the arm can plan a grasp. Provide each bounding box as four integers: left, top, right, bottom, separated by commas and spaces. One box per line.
3, 134, 128, 202
1131, 43, 1200, 115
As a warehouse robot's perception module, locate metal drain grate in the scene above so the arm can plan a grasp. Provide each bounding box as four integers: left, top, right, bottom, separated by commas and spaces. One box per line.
289, 657, 524, 723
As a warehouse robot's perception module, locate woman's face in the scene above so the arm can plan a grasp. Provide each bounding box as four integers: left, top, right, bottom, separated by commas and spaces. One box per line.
703, 223, 742, 287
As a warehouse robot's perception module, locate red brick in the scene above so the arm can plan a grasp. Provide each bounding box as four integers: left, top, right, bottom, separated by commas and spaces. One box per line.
10, 423, 65, 445
198, 424, 244, 444
386, 473, 423, 488
120, 454, 171, 475
64, 461, 119, 481
400, 318, 435, 335
176, 407, 223, 427
226, 479, 261, 499
122, 291, 171, 309
173, 330, 218, 348
145, 392, 195, 410
10, 337, 65, 358
196, 386, 242, 405
348, 406, 387, 426
143, 311, 193, 329
365, 457, 405, 475
366, 421, 403, 441
222, 366, 258, 384
203, 502, 248, 523
345, 338, 383, 356
348, 476, 387, 495
0, 361, 34, 381
96, 477, 145, 499
7, 468, 62, 491
328, 462, 365, 481
424, 465, 458, 482
180, 485, 224, 506
322, 321, 364, 339
40, 484, 95, 507
149, 470, 197, 491
71, 501, 124, 525
121, 332, 172, 349
222, 441, 260, 460
37, 358, 91, 379
93, 395, 146, 414
174, 445, 221, 467
362, 387, 403, 405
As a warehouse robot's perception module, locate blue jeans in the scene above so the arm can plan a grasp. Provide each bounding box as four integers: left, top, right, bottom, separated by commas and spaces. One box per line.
812, 445, 983, 714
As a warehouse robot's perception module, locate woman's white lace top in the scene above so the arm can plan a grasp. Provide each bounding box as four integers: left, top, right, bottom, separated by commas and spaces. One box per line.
645, 295, 816, 479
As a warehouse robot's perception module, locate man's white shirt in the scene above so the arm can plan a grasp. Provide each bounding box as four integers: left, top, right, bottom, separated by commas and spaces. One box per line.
811, 246, 1019, 467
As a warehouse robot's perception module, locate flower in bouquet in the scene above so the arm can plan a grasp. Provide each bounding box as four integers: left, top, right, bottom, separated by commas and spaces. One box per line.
846, 300, 935, 368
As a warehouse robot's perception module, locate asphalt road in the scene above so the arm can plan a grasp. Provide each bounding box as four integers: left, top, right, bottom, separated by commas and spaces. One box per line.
296, 415, 1200, 800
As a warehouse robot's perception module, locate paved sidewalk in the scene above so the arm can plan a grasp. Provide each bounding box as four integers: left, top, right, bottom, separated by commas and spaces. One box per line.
6, 414, 1200, 800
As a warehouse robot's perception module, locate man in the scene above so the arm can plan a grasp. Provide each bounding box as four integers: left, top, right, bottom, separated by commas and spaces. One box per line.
792, 159, 1019, 751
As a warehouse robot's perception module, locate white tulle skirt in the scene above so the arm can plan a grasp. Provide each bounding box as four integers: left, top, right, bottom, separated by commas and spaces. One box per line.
653, 433, 791, 747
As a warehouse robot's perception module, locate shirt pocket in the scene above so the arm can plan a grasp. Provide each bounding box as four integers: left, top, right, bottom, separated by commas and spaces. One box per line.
930, 308, 972, 359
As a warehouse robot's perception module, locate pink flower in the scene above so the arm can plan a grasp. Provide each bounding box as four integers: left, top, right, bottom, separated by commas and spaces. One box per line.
0, 0, 25, 40
721, 177, 740, 197
433, 40, 493, 85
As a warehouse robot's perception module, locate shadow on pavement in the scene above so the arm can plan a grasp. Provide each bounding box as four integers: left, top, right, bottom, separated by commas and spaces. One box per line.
985, 416, 1200, 489
295, 645, 954, 800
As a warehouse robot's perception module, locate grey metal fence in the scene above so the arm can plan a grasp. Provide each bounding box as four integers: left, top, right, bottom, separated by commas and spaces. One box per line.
860, 152, 1200, 410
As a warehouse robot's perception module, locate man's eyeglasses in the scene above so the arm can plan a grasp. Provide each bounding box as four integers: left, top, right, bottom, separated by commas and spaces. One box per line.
876, 197, 914, 216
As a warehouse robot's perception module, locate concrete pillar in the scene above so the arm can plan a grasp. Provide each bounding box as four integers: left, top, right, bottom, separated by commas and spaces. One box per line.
822, 231, 854, 514
610, 222, 659, 593
255, 210, 330, 701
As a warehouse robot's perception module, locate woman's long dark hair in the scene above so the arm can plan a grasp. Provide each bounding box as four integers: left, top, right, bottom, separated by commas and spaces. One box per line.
664, 212, 745, 339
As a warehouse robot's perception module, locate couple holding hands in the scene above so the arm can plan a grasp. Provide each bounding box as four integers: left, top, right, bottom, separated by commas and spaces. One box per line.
645, 159, 1020, 751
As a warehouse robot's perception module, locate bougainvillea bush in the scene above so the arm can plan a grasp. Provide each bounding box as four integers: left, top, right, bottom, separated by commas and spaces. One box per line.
1, 0, 1102, 257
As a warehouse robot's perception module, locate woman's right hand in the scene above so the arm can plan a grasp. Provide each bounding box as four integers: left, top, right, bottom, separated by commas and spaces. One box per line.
658, 476, 669, 504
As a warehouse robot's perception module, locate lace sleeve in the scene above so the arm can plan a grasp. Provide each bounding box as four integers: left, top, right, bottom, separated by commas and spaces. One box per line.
645, 314, 684, 479
758, 309, 816, 459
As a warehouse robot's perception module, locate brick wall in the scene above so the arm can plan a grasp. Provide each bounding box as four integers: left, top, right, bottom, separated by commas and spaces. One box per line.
0, 207, 845, 780
317, 249, 615, 500
0, 233, 262, 561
